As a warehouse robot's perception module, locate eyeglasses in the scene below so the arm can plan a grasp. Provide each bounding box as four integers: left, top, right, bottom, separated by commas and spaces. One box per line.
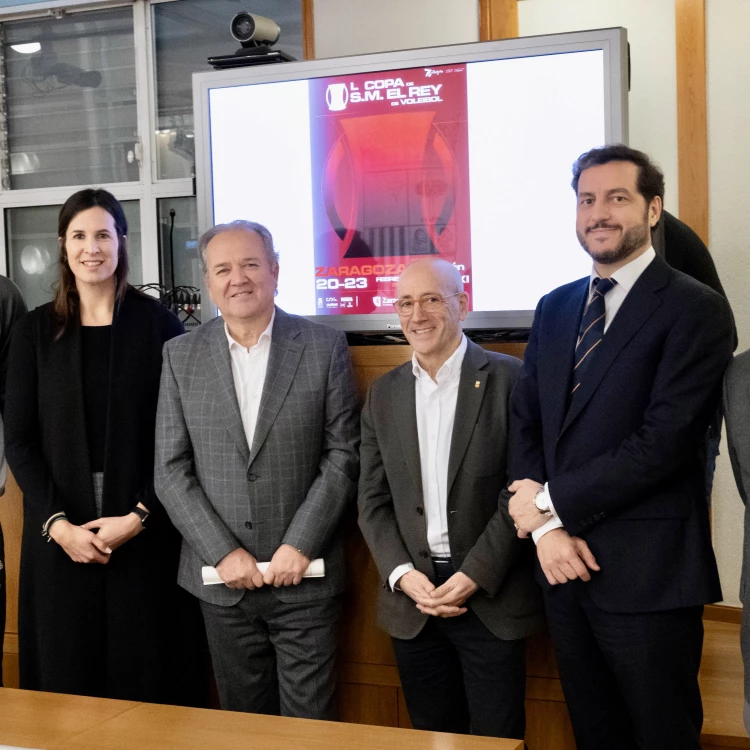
393, 292, 461, 316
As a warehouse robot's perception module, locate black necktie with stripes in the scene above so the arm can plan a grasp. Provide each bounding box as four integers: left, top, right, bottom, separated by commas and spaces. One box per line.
571, 277, 617, 397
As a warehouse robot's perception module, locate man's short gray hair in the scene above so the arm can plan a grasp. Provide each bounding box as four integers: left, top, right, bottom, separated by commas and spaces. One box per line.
198, 220, 279, 277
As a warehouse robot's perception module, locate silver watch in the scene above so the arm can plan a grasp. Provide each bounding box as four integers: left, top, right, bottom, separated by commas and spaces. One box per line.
533, 487, 552, 516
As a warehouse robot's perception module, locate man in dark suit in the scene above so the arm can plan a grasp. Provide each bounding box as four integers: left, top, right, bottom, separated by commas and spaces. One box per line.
508, 144, 734, 750
722, 353, 750, 734
358, 258, 542, 740
155, 220, 359, 719
0, 275, 26, 687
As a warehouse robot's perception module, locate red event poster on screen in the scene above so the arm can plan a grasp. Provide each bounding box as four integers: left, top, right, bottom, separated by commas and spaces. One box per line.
309, 64, 472, 315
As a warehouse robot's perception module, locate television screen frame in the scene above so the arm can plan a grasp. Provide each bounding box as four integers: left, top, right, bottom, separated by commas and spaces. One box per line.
192, 27, 628, 331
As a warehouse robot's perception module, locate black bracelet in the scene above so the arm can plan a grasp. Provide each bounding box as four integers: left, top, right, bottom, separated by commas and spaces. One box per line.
42, 513, 67, 542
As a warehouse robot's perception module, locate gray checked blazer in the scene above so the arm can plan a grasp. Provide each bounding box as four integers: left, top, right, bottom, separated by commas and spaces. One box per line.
358, 339, 542, 641
155, 307, 360, 606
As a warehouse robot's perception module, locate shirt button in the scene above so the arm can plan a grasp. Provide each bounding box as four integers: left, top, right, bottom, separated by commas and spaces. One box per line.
416, 507, 424, 515
244, 521, 253, 530
419, 550, 429, 559
248, 473, 257, 482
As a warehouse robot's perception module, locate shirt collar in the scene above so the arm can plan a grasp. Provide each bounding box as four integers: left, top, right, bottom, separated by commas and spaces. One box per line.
225, 308, 275, 352
589, 246, 655, 296
412, 334, 468, 385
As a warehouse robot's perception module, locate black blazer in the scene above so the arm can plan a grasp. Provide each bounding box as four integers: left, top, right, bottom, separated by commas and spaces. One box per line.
509, 255, 734, 613
6, 289, 183, 527
358, 340, 543, 641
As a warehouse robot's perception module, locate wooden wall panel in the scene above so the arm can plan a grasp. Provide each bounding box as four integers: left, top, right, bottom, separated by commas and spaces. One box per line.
397, 690, 413, 729
338, 683, 399, 726
0, 473, 22, 636
1, 633, 18, 690
303, 0, 315, 60
675, 0, 709, 243
525, 699, 577, 750
339, 520, 397, 668
1, 473, 22, 689
479, 0, 519, 42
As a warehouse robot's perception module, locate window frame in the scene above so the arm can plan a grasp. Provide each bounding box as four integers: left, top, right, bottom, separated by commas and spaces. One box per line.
0, 0, 208, 281
0, 0, 311, 283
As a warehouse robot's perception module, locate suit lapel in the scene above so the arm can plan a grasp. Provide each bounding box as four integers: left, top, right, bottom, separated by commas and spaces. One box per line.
544, 280, 588, 440
208, 317, 250, 464
248, 308, 304, 467
560, 256, 670, 436
393, 364, 423, 498
447, 341, 488, 496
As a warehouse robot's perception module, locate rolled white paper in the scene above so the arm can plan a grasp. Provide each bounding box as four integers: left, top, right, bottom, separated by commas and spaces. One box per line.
202, 558, 325, 585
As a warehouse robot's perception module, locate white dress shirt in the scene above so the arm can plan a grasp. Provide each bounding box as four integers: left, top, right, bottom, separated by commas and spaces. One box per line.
389, 335, 468, 590
226, 310, 275, 450
532, 247, 656, 543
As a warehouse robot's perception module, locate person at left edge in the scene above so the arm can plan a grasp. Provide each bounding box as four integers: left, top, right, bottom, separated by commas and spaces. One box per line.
358, 258, 542, 740
155, 220, 360, 719
4, 189, 207, 704
0, 275, 26, 688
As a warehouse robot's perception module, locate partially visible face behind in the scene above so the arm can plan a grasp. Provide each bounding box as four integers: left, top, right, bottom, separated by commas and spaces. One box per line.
396, 258, 467, 364
62, 206, 120, 289
575, 160, 661, 265
205, 229, 278, 325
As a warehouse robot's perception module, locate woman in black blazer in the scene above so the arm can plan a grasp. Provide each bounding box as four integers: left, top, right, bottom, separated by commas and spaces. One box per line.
5, 189, 206, 703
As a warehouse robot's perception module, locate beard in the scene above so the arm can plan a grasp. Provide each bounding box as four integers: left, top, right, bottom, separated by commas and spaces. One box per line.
577, 216, 651, 265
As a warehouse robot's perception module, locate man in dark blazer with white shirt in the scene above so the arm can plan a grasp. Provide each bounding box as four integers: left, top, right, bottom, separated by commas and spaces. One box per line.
358, 258, 542, 740
508, 145, 734, 750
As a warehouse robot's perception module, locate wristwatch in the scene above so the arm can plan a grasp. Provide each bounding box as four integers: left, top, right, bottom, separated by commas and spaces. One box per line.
131, 506, 150, 527
533, 487, 552, 516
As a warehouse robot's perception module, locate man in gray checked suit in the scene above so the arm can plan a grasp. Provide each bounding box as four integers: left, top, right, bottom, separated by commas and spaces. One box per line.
155, 220, 359, 719
358, 258, 542, 740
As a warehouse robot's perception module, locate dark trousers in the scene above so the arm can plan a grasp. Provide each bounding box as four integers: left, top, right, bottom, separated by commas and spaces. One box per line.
741, 602, 750, 736
544, 581, 704, 750
200, 589, 342, 720
391, 559, 526, 739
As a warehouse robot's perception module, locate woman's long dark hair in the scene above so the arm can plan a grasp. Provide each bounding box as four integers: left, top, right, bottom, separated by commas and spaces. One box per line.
54, 189, 130, 336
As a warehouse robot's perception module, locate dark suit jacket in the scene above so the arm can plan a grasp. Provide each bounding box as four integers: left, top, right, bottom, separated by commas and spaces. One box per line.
510, 255, 734, 613
155, 307, 360, 606
358, 339, 543, 640
724, 351, 750, 606
724, 350, 750, 715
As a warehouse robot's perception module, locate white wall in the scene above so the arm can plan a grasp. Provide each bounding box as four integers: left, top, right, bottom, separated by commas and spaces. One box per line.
518, 0, 679, 215
706, 0, 750, 606
313, 0, 479, 59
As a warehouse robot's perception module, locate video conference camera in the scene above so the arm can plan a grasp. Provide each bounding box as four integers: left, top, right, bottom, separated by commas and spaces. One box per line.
208, 12, 296, 70
230, 13, 280, 48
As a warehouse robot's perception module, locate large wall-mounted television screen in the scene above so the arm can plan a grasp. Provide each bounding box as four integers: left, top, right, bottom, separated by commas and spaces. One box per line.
193, 28, 628, 331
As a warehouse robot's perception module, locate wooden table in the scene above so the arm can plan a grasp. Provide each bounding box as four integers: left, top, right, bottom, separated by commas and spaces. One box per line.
0, 688, 523, 750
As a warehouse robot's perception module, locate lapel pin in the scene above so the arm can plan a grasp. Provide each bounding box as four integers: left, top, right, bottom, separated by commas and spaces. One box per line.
475, 380, 481, 388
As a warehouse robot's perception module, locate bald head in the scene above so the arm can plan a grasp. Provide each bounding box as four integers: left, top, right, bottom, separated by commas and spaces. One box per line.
397, 258, 464, 298
396, 258, 468, 380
